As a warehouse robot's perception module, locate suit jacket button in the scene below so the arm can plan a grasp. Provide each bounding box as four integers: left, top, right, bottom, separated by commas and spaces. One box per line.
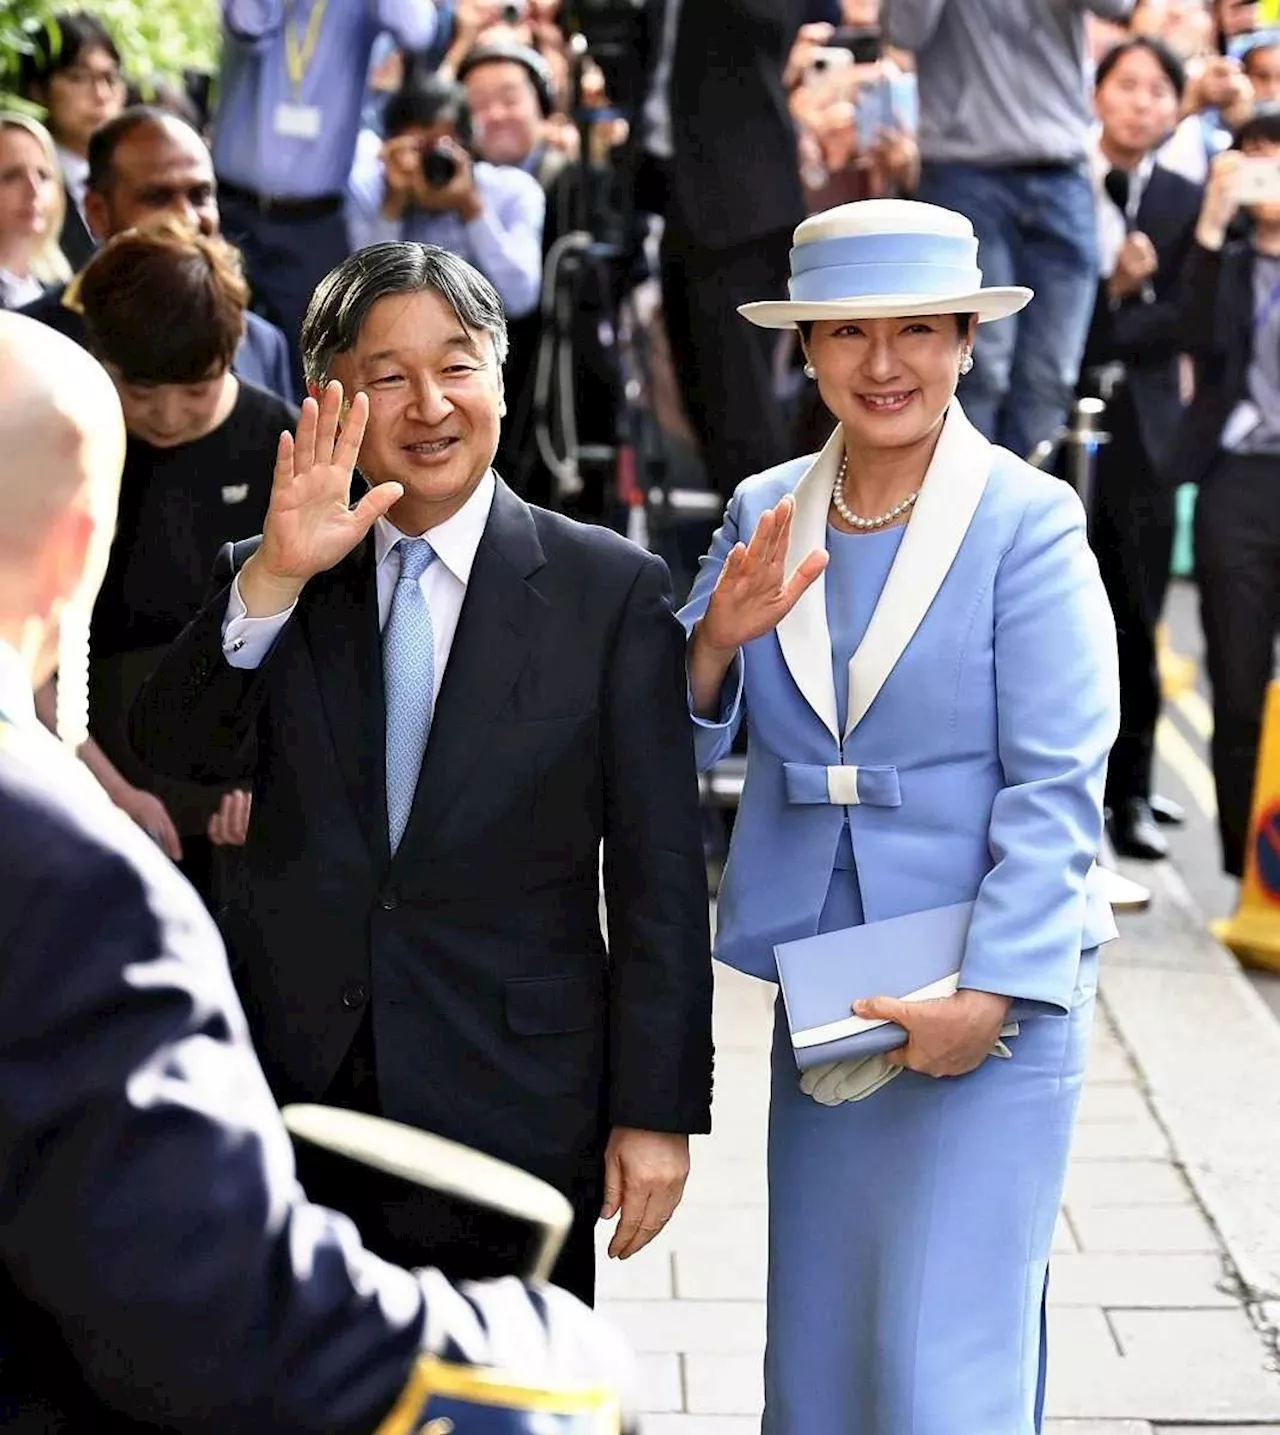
341, 983, 367, 1009
379, 894, 399, 911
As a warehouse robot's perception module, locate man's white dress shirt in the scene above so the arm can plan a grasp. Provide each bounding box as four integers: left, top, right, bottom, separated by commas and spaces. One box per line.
221, 469, 496, 678
0, 640, 35, 728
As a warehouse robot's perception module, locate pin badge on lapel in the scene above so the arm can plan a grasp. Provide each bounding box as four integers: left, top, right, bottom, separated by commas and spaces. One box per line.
222, 484, 249, 505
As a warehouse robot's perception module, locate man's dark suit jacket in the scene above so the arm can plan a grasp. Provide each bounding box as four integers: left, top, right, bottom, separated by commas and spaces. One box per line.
1080, 164, 1204, 478
58, 201, 96, 272
130, 479, 715, 1213
1177, 231, 1271, 489
19, 284, 295, 405
659, 0, 805, 250
0, 706, 458, 1432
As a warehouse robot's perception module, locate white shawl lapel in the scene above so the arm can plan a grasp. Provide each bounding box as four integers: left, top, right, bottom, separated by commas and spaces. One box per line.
774, 425, 845, 744
843, 403, 992, 736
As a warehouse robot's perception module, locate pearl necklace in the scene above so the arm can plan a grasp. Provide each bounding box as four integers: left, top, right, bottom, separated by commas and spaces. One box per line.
831, 454, 920, 531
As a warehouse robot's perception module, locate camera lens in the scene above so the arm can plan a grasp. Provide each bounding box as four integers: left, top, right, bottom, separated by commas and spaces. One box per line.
422, 143, 459, 188
500, 1, 521, 20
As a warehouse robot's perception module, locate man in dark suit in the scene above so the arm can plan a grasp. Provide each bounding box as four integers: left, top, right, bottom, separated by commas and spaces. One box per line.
1177, 108, 1280, 878
20, 107, 293, 405
643, 0, 806, 500
1079, 37, 1203, 860
132, 243, 715, 1305
0, 310, 630, 1433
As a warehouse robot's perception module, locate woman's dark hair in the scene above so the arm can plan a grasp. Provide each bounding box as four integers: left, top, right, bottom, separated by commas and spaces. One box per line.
383, 73, 470, 142
1095, 36, 1186, 101
797, 313, 975, 344
302, 242, 509, 387
1234, 102, 1280, 149
19, 11, 121, 93
79, 218, 248, 384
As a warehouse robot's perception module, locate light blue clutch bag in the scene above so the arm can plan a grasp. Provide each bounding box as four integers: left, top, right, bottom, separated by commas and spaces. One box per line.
775, 901, 1041, 1072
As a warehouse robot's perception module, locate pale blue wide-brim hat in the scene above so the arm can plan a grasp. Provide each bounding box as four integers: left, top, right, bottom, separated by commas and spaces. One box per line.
738, 199, 1033, 330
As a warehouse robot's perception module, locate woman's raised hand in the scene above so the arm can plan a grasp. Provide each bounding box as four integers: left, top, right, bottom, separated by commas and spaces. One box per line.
698, 496, 828, 656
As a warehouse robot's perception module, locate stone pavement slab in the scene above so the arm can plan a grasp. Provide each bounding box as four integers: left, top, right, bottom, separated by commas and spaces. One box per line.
597, 899, 1280, 1425
1101, 861, 1280, 1302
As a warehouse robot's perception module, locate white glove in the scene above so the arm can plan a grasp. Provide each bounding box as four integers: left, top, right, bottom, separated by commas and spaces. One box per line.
799, 1022, 1020, 1107
414, 1269, 638, 1421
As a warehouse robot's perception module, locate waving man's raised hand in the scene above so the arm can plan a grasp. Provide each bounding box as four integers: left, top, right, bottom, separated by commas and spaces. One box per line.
239, 381, 404, 616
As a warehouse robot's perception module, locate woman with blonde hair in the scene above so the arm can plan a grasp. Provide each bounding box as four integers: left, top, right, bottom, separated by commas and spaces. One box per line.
0, 112, 70, 309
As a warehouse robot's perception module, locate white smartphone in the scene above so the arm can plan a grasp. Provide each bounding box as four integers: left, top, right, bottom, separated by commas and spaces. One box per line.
1235, 156, 1280, 205
806, 47, 855, 82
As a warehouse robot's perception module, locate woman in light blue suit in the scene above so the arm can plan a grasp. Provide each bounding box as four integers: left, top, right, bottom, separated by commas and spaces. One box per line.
680, 200, 1120, 1435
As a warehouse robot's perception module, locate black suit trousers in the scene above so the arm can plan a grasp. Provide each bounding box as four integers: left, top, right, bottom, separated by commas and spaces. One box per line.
310, 1013, 598, 1306
661, 225, 795, 500
1195, 451, 1280, 878
1089, 390, 1177, 809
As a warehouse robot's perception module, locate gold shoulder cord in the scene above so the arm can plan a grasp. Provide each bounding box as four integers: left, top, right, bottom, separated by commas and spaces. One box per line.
375, 1356, 621, 1435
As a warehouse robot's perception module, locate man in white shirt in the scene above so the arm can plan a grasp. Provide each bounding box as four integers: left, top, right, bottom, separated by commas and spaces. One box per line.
130, 242, 714, 1307
0, 307, 635, 1434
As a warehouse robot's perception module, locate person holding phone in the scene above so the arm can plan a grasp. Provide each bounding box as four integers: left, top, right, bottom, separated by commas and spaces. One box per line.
347, 72, 545, 318
1177, 105, 1280, 877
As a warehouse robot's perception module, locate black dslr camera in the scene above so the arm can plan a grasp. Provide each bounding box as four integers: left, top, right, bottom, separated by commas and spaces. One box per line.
421, 142, 459, 188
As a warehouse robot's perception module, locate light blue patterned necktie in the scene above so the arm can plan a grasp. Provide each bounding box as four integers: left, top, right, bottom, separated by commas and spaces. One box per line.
383, 537, 437, 854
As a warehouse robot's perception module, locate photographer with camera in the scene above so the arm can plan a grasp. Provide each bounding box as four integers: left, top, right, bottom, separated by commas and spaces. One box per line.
347, 73, 545, 318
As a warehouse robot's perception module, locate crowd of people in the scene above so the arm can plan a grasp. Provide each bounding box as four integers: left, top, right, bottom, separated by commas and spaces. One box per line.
4, 0, 1280, 1431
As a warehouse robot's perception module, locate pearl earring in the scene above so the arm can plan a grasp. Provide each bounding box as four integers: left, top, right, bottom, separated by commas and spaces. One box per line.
959, 352, 974, 376
804, 362, 817, 379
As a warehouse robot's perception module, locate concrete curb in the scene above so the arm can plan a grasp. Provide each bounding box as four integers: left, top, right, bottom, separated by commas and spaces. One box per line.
1100, 857, 1280, 1342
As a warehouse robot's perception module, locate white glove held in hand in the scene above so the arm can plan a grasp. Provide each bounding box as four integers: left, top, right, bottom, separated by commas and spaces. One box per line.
799, 1023, 1020, 1106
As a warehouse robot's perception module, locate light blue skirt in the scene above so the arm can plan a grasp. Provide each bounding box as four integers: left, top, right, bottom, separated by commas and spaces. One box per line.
763, 867, 1096, 1435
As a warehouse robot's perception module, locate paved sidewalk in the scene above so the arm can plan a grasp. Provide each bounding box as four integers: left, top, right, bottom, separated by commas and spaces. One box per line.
596, 869, 1280, 1433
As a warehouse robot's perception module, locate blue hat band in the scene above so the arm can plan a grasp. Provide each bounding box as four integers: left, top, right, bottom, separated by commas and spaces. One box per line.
787, 231, 982, 305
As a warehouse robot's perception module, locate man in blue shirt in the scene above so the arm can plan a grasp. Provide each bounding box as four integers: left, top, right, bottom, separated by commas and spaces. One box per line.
214, 0, 438, 394
21, 107, 293, 404
347, 73, 545, 318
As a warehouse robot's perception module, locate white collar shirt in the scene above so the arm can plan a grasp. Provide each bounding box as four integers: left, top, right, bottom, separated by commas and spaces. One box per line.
221, 471, 497, 673
0, 639, 36, 728
58, 147, 89, 209
0, 268, 43, 310
371, 468, 496, 682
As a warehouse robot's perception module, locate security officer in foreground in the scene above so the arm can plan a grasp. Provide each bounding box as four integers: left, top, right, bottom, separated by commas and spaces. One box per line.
0, 309, 630, 1432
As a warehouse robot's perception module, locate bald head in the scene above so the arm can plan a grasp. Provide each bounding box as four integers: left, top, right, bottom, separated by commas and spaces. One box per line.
0, 312, 124, 603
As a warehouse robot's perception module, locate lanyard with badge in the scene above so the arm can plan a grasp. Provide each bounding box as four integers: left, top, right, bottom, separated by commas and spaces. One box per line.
274, 0, 327, 141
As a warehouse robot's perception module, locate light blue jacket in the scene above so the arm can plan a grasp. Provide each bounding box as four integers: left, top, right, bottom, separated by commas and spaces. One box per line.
679, 404, 1120, 1010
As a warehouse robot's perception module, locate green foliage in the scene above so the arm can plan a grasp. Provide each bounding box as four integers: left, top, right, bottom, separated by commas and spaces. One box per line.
0, 0, 222, 107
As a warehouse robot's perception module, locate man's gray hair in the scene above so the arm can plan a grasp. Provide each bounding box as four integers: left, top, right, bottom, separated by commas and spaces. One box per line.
301, 243, 510, 388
